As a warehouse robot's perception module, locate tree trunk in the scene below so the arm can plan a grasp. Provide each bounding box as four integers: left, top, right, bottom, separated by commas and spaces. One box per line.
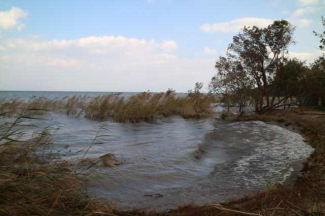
259, 95, 263, 112
322, 96, 325, 106
255, 98, 259, 113
307, 96, 319, 106
261, 68, 270, 108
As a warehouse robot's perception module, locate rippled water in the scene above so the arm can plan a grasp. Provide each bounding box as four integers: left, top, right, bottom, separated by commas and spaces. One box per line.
0, 91, 314, 210
0, 91, 187, 102
1, 111, 314, 211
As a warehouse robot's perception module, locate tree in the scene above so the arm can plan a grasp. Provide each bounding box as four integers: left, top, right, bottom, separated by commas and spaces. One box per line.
209, 56, 253, 113
272, 58, 306, 102
210, 20, 295, 113
273, 59, 303, 93
310, 56, 325, 105
314, 17, 325, 50
312, 16, 325, 105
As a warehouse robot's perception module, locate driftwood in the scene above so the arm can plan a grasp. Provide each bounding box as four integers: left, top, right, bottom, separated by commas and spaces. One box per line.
212, 204, 263, 216
271, 200, 283, 216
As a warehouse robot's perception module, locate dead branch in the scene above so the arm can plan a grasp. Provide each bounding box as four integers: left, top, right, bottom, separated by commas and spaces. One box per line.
212, 204, 264, 216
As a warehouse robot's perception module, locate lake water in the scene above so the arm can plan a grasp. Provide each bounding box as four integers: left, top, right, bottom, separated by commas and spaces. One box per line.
0, 90, 187, 102
0, 91, 314, 210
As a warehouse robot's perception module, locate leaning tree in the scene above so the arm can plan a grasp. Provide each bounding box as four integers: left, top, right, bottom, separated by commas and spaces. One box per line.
210, 20, 295, 113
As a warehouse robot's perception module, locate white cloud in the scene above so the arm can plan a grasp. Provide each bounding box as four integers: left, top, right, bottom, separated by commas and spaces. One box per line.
282, 10, 291, 15
287, 50, 325, 63
1, 36, 178, 68
0, 36, 214, 92
299, 0, 318, 5
290, 18, 312, 27
201, 16, 312, 32
292, 7, 316, 16
0, 55, 11, 62
200, 17, 274, 33
161, 40, 178, 52
3, 36, 178, 53
203, 47, 217, 55
0, 7, 28, 31
280, 6, 315, 28
1, 35, 322, 91
43, 57, 84, 68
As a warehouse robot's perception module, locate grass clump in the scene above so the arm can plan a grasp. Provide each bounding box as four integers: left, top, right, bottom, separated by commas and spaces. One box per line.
0, 114, 113, 216
0, 84, 215, 123
83, 88, 214, 123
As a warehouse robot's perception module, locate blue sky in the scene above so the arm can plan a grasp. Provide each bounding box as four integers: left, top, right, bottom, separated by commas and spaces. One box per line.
0, 0, 324, 92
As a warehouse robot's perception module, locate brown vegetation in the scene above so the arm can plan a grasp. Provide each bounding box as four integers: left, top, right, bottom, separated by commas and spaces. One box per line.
84, 90, 214, 122
0, 119, 114, 216
1, 106, 324, 215
0, 89, 214, 123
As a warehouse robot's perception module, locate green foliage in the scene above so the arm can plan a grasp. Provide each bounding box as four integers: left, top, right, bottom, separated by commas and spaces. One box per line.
211, 17, 325, 112
272, 58, 307, 98
210, 20, 295, 113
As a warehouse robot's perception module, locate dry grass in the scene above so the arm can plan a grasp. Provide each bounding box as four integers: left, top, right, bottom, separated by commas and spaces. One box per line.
0, 115, 113, 216
0, 90, 215, 123
0, 95, 89, 117
84, 90, 214, 122
2, 105, 323, 215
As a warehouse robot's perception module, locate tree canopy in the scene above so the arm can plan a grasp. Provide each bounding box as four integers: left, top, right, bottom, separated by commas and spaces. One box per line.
210, 20, 295, 113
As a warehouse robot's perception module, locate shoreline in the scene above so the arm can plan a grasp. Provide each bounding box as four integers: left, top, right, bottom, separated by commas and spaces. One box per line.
111, 109, 324, 215
130, 109, 324, 215
250, 119, 311, 187
1, 109, 324, 215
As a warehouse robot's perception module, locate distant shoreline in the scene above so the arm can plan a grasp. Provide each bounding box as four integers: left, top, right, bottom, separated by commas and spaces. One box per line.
0, 90, 190, 94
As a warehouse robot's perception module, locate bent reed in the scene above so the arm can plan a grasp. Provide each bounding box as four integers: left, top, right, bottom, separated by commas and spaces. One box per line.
1, 106, 325, 215
0, 113, 113, 216
0, 89, 215, 123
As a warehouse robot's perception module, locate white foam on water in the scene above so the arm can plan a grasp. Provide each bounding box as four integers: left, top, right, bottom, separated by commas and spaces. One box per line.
1, 111, 315, 210
231, 121, 314, 186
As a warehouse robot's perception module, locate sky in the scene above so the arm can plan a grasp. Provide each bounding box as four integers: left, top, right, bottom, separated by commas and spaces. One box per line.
0, 0, 324, 92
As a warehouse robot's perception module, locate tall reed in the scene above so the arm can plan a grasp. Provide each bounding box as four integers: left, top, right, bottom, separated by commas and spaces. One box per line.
0, 112, 113, 216
0, 88, 215, 123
